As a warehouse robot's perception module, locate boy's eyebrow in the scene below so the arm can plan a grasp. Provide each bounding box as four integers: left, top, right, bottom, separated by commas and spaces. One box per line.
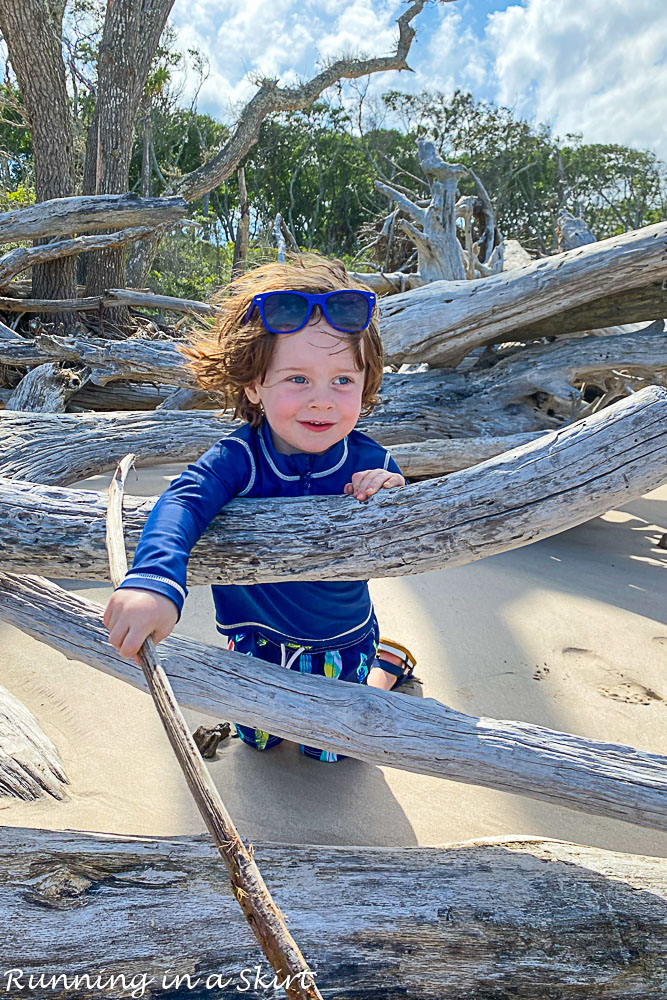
274, 365, 360, 373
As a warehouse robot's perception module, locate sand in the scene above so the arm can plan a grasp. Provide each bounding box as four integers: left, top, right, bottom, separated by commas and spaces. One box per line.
0, 463, 665, 857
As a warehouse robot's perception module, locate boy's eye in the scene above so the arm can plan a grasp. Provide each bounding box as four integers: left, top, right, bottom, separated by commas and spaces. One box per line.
334, 376, 353, 385
289, 376, 307, 384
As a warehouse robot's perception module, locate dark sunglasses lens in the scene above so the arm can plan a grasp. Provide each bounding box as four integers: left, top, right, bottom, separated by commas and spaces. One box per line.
262, 292, 309, 331
325, 291, 370, 331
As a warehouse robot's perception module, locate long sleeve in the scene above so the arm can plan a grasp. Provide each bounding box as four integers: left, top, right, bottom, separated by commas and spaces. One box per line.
384, 451, 403, 478
117, 438, 251, 617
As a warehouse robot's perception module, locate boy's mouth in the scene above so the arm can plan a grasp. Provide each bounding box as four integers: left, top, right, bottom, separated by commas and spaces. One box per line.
299, 420, 335, 432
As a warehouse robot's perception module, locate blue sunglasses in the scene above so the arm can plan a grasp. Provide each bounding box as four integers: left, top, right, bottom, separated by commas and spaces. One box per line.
242, 289, 376, 334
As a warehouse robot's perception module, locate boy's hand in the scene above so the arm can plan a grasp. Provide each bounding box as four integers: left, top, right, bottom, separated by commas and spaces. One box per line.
103, 589, 179, 666
344, 468, 405, 502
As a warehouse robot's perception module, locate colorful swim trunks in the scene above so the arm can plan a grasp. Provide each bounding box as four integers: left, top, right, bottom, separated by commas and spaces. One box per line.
225, 619, 380, 762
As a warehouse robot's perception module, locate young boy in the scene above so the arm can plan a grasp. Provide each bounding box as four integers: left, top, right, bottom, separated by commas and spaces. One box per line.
104, 256, 415, 761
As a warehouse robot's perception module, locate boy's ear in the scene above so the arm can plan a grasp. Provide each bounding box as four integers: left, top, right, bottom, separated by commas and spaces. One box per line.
244, 383, 261, 405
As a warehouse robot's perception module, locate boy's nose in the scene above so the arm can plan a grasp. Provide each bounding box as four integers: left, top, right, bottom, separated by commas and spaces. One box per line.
307, 385, 335, 409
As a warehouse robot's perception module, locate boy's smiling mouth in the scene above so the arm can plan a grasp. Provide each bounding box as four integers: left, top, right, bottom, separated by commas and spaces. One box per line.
299, 420, 335, 431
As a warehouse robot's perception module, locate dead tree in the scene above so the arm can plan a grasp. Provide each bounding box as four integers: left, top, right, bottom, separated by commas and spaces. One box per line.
352, 140, 503, 291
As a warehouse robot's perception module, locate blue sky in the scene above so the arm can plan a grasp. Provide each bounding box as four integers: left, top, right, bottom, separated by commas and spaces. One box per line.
168, 0, 667, 160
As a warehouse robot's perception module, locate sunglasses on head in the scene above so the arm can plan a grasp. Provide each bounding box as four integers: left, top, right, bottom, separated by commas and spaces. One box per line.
241, 289, 376, 334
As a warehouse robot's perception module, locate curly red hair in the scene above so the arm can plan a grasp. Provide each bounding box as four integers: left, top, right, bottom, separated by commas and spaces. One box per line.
179, 254, 384, 428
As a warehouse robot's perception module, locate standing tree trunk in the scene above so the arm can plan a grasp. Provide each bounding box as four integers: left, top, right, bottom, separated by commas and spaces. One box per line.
140, 95, 152, 199
0, 0, 76, 309
231, 167, 250, 279
82, 0, 175, 309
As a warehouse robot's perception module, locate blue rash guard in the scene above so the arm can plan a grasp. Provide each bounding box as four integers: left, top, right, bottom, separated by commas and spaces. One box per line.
117, 419, 403, 651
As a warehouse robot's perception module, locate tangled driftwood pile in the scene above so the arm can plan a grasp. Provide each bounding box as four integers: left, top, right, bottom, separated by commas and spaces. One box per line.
0, 182, 666, 997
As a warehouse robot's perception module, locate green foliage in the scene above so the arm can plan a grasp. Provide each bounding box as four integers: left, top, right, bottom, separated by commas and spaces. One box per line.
242, 103, 421, 255
0, 84, 33, 197
148, 230, 275, 301
380, 89, 667, 250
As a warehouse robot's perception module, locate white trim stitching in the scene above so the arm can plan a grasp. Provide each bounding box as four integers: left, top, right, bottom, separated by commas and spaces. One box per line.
259, 425, 299, 481
383, 450, 392, 470
227, 438, 257, 495
214, 603, 373, 644
122, 574, 186, 601
312, 437, 348, 477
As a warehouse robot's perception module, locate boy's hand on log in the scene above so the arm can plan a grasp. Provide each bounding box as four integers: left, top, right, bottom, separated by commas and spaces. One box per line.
104, 589, 178, 666
344, 469, 405, 502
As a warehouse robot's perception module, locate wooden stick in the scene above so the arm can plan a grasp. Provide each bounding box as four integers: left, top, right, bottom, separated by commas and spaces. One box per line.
105, 454, 324, 1000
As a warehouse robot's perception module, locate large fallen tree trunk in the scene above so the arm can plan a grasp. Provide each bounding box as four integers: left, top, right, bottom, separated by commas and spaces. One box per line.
1, 327, 664, 437
0, 410, 543, 484
0, 193, 187, 242
0, 387, 664, 583
1, 828, 665, 999
378, 221, 667, 365
1, 573, 666, 831
0, 683, 68, 800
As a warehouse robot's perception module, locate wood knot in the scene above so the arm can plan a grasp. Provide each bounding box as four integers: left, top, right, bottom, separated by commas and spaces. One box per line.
25, 865, 92, 910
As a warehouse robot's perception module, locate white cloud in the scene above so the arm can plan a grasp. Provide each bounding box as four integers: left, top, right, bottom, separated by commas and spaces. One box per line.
165, 0, 667, 161
486, 0, 667, 159
168, 0, 408, 123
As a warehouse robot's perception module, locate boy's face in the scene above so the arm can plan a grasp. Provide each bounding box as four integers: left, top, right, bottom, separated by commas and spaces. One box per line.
244, 317, 365, 455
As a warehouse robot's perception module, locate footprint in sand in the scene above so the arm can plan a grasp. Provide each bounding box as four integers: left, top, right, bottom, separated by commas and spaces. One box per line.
561, 647, 663, 706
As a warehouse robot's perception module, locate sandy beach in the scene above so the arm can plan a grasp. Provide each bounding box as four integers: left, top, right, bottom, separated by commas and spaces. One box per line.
0, 463, 665, 857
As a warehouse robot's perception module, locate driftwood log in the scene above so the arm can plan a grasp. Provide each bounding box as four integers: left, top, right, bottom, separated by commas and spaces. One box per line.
1, 573, 666, 831
1, 327, 664, 437
0, 193, 187, 242
377, 221, 667, 365
5, 361, 90, 412
0, 410, 543, 484
0, 683, 68, 800
504, 282, 667, 342
0, 828, 665, 999
0, 386, 664, 583
0, 227, 159, 288
0, 286, 216, 316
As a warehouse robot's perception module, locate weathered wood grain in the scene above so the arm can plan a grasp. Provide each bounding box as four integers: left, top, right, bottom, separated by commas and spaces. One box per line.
0, 227, 157, 287
379, 221, 667, 365
0, 409, 543, 484
0, 387, 663, 583
0, 828, 665, 999
5, 361, 90, 412
0, 683, 68, 800
1, 574, 666, 831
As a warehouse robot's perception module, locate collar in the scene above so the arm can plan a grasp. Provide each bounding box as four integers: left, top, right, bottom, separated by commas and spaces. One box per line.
258, 419, 348, 480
